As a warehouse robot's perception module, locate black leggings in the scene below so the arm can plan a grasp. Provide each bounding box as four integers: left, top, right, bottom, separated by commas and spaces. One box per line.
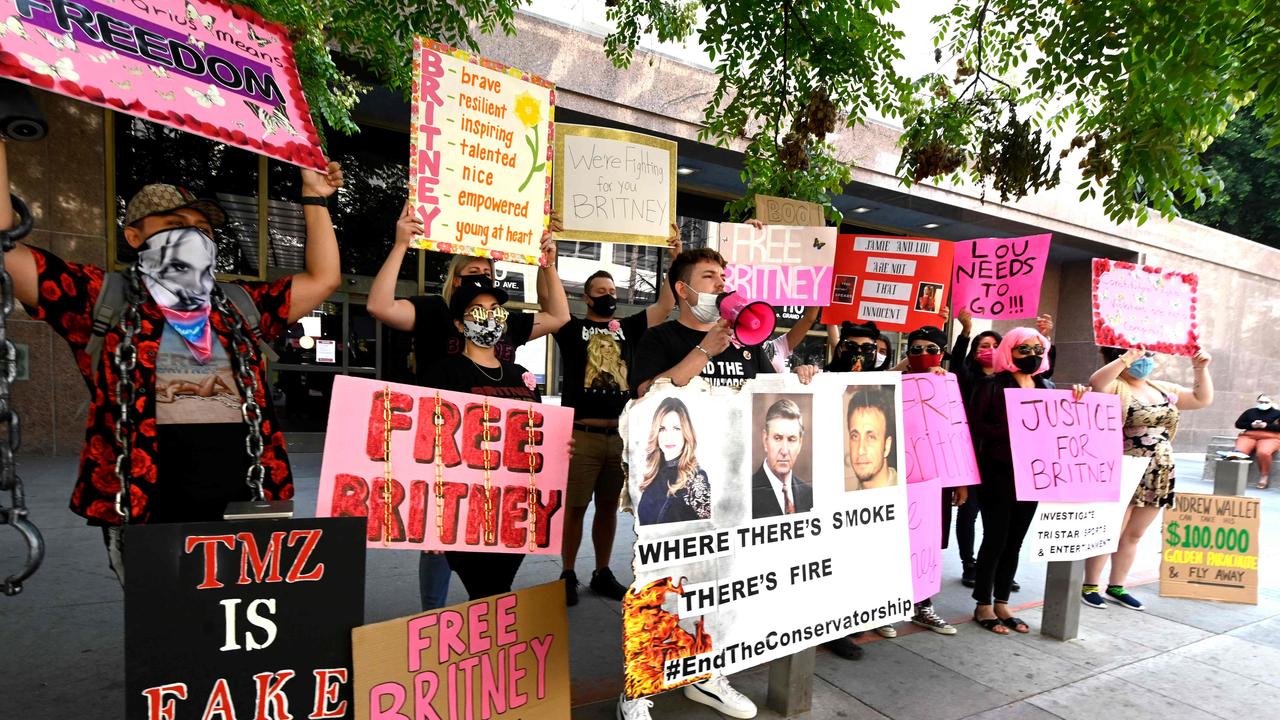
445, 551, 525, 600
955, 495, 980, 565
972, 483, 1037, 605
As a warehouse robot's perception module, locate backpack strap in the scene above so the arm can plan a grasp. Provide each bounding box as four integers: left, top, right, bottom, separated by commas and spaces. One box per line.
87, 272, 126, 385
217, 282, 279, 363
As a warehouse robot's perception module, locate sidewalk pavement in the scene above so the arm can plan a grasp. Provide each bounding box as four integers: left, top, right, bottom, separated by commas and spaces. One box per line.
2, 454, 1276, 720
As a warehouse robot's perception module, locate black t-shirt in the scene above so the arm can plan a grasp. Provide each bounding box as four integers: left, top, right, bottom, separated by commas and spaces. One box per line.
554, 312, 648, 420
410, 295, 535, 384
631, 320, 774, 393
428, 354, 542, 402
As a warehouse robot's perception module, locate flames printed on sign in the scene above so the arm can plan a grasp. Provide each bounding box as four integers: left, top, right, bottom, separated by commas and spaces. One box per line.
622, 577, 714, 699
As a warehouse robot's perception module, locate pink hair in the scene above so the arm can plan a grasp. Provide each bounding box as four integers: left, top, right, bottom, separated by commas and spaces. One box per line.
992, 326, 1052, 375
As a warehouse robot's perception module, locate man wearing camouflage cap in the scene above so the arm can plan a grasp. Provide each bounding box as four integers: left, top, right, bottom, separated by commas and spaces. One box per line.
0, 138, 343, 583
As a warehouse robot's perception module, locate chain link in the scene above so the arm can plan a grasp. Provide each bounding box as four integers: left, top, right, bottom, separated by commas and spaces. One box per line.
526, 404, 537, 552
381, 386, 392, 546
1, 194, 44, 596
111, 269, 142, 520
481, 397, 494, 546
212, 288, 267, 501
433, 392, 444, 542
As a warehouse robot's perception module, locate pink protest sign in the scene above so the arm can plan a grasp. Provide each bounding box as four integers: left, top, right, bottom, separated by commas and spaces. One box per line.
0, 0, 326, 169
907, 476, 942, 603
720, 223, 838, 305
952, 234, 1051, 319
317, 375, 571, 554
1005, 388, 1124, 503
902, 373, 980, 487
1092, 259, 1200, 356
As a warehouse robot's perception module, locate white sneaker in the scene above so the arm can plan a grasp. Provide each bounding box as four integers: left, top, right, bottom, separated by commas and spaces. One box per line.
683, 675, 758, 718
876, 624, 898, 638
617, 693, 653, 720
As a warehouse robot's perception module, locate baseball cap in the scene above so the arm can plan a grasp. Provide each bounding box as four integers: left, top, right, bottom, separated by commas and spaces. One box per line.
123, 184, 228, 228
449, 277, 509, 319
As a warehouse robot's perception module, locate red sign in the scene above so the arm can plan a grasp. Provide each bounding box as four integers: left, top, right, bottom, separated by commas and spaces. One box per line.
0, 0, 326, 169
822, 235, 955, 332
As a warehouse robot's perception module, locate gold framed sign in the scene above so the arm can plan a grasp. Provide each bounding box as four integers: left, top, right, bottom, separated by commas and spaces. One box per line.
553, 124, 677, 246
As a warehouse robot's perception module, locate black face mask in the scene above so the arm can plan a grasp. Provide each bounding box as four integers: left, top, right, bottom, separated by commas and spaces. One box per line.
1012, 355, 1041, 374
589, 293, 617, 318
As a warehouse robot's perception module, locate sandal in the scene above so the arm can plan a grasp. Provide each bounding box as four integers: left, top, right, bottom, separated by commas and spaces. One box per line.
1000, 616, 1030, 633
1258, 480, 1269, 490
973, 606, 1009, 635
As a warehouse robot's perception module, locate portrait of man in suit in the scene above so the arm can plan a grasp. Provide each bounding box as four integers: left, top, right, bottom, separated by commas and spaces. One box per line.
751, 398, 814, 518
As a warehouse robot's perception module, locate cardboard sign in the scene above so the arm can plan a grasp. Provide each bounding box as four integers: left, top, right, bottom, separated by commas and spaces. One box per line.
553, 123, 676, 245
316, 375, 570, 554
907, 476, 942, 603
409, 39, 554, 265
951, 234, 1051, 319
353, 581, 569, 719
1004, 388, 1124, 503
0, 0, 326, 170
720, 223, 838, 305
620, 373, 913, 697
822, 235, 955, 331
901, 373, 980, 487
1092, 259, 1200, 356
1160, 493, 1260, 605
125, 517, 366, 720
754, 194, 823, 226
1027, 455, 1148, 561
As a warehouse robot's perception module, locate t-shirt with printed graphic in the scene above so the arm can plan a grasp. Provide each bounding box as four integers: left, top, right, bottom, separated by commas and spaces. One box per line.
554, 312, 648, 420
630, 319, 774, 394
428, 354, 542, 403
410, 294, 535, 384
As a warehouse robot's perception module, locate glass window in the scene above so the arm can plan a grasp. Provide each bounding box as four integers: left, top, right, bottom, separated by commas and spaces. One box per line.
113, 116, 261, 277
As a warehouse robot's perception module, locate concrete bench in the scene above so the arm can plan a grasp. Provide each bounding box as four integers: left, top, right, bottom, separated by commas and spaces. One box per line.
1203, 434, 1278, 487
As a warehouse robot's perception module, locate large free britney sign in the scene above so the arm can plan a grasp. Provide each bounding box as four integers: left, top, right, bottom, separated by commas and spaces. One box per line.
0, 0, 326, 169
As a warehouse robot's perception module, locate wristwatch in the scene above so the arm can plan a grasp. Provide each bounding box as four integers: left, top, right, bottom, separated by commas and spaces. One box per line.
300, 195, 329, 208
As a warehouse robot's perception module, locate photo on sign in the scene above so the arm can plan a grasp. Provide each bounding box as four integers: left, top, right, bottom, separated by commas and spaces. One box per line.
635, 396, 714, 527
749, 393, 815, 519
914, 282, 945, 313
832, 275, 857, 305
843, 384, 899, 492
585, 332, 629, 393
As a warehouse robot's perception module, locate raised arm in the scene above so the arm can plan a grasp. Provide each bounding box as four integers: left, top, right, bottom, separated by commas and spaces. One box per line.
366, 201, 420, 332
1090, 347, 1144, 391
0, 141, 38, 309
287, 163, 344, 324
530, 228, 569, 339
646, 224, 681, 327
1176, 350, 1214, 411
784, 305, 820, 352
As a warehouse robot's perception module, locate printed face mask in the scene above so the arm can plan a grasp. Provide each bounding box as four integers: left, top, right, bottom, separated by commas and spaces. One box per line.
1127, 356, 1154, 379
976, 348, 995, 368
1012, 354, 1041, 375
462, 317, 506, 348
136, 227, 217, 363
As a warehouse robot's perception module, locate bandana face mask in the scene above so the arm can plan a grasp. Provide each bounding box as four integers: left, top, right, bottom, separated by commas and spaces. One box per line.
461, 305, 508, 348
136, 227, 217, 363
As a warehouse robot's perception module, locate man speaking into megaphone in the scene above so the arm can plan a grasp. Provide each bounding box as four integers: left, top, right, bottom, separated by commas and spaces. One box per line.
632, 244, 820, 398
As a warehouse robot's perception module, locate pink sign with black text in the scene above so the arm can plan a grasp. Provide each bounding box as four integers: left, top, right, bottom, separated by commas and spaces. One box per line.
901, 372, 980, 488
0, 0, 325, 169
1004, 388, 1124, 503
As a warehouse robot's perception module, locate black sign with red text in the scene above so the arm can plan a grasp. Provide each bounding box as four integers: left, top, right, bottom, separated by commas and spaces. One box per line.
124, 517, 365, 720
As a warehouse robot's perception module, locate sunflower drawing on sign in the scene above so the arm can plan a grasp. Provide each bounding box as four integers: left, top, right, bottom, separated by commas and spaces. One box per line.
515, 90, 546, 192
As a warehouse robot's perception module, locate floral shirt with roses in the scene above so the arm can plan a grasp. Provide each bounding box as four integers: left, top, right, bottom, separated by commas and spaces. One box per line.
23, 247, 295, 525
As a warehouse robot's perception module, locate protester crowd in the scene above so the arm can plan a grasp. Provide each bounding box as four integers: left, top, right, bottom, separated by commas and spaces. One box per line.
0, 132, 1235, 720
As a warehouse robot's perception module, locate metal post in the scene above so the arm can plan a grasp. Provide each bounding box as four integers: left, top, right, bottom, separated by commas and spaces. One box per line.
1041, 559, 1084, 640
766, 649, 815, 716
1214, 460, 1250, 497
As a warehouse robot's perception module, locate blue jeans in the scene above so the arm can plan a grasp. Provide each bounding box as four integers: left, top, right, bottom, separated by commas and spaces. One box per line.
418, 552, 452, 610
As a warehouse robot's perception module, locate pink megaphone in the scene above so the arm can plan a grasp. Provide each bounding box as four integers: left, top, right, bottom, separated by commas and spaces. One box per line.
717, 291, 777, 346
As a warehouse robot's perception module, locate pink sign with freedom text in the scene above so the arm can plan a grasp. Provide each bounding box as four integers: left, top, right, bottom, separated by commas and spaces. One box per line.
907, 476, 942, 603
1005, 388, 1124, 503
317, 375, 572, 554
0, 0, 326, 169
901, 372, 980, 487
952, 234, 1051, 319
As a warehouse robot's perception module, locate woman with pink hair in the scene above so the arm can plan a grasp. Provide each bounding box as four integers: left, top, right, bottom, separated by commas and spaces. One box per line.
965, 327, 1054, 634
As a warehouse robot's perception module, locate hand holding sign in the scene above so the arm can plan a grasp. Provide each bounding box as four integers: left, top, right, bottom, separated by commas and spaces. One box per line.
301, 161, 343, 198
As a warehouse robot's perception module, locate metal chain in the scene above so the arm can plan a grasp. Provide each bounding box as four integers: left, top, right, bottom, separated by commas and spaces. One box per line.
111, 268, 143, 520
1, 193, 43, 595
526, 404, 537, 552
211, 288, 267, 501
482, 397, 494, 545
381, 386, 392, 546
433, 392, 444, 542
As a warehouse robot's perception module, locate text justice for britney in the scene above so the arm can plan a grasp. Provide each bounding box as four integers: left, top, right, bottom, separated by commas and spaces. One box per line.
372, 594, 556, 720
327, 391, 564, 547
1016, 395, 1122, 489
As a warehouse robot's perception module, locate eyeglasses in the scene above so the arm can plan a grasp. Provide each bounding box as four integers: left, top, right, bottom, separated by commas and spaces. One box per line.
1014, 345, 1045, 356
908, 344, 942, 355
466, 306, 509, 323
840, 341, 877, 353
